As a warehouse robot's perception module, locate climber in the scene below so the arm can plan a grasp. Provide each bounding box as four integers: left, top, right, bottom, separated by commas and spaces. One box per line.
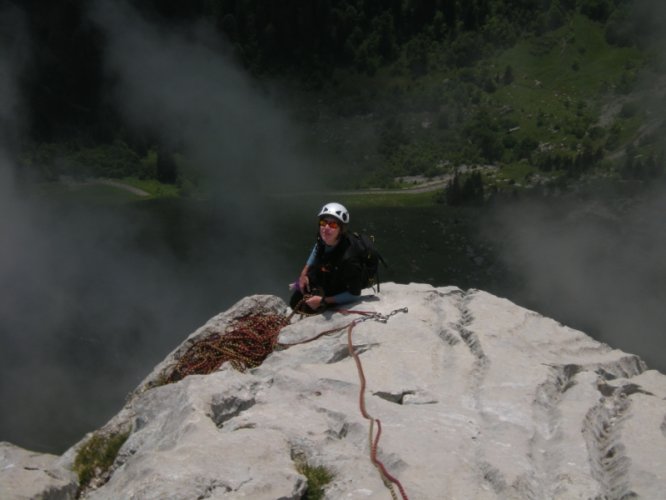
289, 202, 364, 313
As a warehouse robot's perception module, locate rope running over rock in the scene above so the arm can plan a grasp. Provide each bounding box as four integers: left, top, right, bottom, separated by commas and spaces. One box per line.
346, 309, 410, 500
281, 307, 410, 500
164, 306, 410, 499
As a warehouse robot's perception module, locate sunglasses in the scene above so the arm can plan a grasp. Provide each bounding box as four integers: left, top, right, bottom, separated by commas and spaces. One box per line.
319, 219, 340, 229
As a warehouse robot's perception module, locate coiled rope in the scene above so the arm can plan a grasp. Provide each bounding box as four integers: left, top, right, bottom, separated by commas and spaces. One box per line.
166, 313, 290, 382
165, 305, 410, 499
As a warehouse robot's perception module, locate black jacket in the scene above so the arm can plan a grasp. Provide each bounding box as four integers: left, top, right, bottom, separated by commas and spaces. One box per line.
308, 234, 363, 296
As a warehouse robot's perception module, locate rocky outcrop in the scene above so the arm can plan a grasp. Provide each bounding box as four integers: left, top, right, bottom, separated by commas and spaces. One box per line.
2, 283, 665, 499
0, 442, 76, 500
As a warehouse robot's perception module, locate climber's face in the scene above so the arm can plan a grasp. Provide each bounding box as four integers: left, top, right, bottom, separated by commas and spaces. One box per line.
319, 217, 341, 246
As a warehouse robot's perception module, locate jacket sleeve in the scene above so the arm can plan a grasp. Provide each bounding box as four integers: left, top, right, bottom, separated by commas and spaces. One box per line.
329, 290, 359, 304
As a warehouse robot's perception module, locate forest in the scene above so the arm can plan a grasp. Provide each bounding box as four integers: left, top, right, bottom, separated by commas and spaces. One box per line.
6, 0, 666, 196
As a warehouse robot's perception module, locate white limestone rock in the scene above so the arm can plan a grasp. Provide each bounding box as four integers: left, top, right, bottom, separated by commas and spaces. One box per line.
4, 283, 666, 499
0, 442, 77, 500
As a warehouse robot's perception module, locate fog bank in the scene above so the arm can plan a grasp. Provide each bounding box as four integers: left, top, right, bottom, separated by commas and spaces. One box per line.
0, 0, 319, 453
485, 185, 666, 373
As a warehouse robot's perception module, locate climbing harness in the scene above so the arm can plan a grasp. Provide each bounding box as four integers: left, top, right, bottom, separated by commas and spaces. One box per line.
164, 305, 410, 499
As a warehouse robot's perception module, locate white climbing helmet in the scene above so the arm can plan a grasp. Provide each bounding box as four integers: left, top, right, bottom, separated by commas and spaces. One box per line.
318, 202, 350, 224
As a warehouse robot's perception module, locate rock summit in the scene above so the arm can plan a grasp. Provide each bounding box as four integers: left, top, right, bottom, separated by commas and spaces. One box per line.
2, 283, 665, 499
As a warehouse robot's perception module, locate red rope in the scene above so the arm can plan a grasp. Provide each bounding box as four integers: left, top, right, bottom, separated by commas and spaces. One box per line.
166, 313, 290, 382
165, 307, 409, 499
277, 323, 349, 347
346, 317, 410, 500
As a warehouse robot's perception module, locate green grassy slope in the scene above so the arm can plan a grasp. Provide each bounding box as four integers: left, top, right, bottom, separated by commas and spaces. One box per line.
299, 13, 655, 192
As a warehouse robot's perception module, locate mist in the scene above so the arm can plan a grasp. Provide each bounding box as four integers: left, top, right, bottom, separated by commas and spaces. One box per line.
4, 0, 666, 456
484, 184, 666, 374
90, 0, 325, 200
0, 0, 321, 453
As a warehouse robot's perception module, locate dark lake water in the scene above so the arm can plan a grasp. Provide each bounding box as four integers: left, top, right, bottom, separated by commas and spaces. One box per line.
2, 184, 665, 454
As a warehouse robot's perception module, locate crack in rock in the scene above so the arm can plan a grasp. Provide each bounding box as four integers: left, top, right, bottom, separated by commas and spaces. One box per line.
209, 395, 256, 428
455, 291, 486, 360
453, 290, 502, 499
326, 345, 351, 363
480, 461, 508, 494
325, 343, 378, 364
459, 326, 488, 361
315, 407, 351, 440
521, 364, 582, 498
373, 390, 416, 405
196, 480, 232, 499
594, 355, 647, 380
454, 292, 489, 391
583, 386, 636, 500
437, 328, 461, 346
597, 382, 654, 398
535, 364, 581, 436
425, 288, 464, 346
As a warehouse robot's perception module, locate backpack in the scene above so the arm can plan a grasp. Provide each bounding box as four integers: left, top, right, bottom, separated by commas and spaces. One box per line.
347, 232, 388, 291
